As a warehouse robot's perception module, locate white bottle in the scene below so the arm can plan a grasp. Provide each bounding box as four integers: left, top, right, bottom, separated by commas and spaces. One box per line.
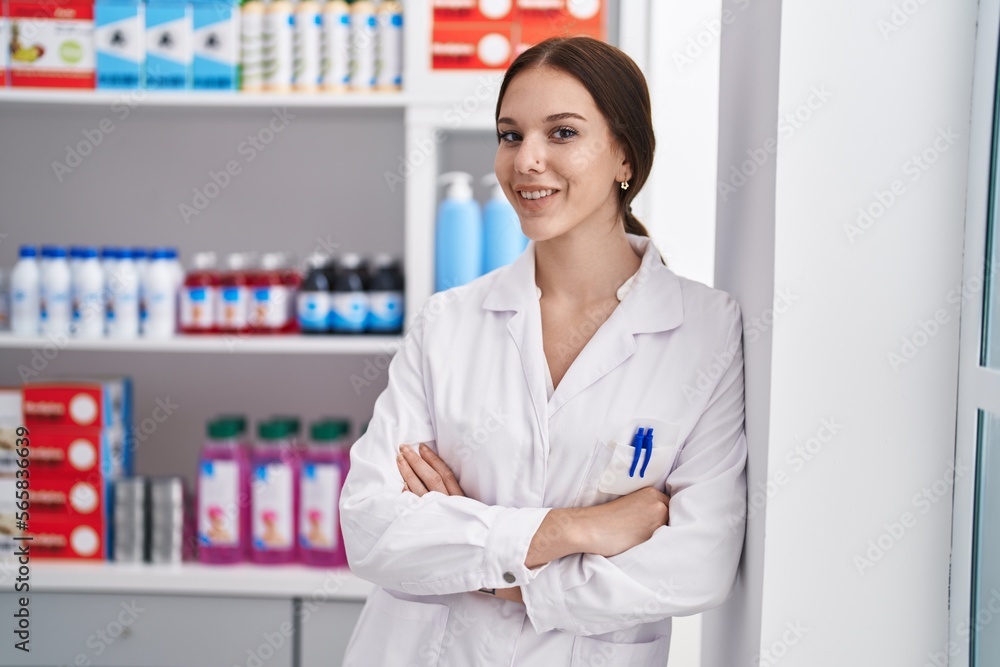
349, 0, 376, 91
73, 247, 105, 339
263, 0, 294, 92
165, 248, 184, 292
375, 0, 402, 91
241, 0, 265, 92
108, 249, 140, 339
40, 246, 72, 337
293, 0, 321, 92
131, 247, 150, 335
321, 0, 350, 91
101, 246, 121, 336
144, 249, 177, 338
10, 246, 40, 337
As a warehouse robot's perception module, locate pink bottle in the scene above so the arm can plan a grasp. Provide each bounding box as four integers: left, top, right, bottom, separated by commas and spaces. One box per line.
299, 419, 351, 567
197, 416, 250, 564
249, 419, 299, 564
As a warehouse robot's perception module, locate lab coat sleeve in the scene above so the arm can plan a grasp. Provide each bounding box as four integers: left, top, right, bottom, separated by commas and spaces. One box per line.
521, 302, 748, 636
340, 296, 552, 596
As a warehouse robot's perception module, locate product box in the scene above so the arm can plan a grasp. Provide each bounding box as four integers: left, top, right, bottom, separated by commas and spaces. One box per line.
431, 22, 514, 70
22, 377, 132, 430
95, 0, 145, 89
28, 426, 128, 478
433, 0, 515, 22
1, 6, 9, 87
192, 0, 239, 90
146, 0, 193, 89
7, 0, 95, 88
0, 389, 23, 475
0, 476, 22, 559
31, 472, 111, 520
513, 0, 604, 56
26, 514, 107, 560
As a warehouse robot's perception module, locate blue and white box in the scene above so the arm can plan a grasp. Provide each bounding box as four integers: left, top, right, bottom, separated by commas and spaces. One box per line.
192, 0, 239, 90
146, 0, 193, 89
95, 0, 145, 89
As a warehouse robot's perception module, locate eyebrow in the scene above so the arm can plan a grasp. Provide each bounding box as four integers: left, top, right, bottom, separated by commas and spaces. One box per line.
496, 112, 588, 126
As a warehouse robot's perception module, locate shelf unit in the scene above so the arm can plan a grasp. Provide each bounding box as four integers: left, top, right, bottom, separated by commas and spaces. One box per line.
0, 333, 401, 355
3, 561, 374, 600
0, 88, 411, 108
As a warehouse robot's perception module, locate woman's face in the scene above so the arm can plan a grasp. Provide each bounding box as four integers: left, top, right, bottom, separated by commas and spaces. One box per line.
495, 66, 631, 243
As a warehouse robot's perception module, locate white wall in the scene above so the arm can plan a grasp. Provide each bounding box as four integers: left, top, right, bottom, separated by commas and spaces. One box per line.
706, 0, 980, 665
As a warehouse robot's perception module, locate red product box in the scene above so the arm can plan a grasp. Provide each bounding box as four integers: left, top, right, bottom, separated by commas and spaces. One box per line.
30, 472, 109, 519
23, 377, 129, 429
7, 0, 95, 89
433, 0, 516, 22
432, 21, 515, 70
1, 4, 9, 88
514, 0, 605, 55
27, 426, 127, 478
26, 514, 106, 560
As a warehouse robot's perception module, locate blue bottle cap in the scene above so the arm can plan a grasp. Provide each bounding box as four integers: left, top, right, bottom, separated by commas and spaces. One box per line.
119, 248, 133, 260
101, 246, 120, 259
150, 248, 171, 260
50, 246, 68, 258
69, 246, 86, 258
18, 246, 37, 258
40, 244, 59, 257
165, 247, 179, 260
131, 247, 148, 260
81, 247, 99, 259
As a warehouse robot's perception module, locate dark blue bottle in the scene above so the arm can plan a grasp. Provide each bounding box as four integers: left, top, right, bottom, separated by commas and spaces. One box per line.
330, 254, 370, 335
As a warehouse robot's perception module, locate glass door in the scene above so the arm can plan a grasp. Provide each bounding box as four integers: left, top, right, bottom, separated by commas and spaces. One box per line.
954, 0, 1000, 664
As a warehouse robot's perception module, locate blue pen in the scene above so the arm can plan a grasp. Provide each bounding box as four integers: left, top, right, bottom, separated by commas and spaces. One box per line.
640, 428, 654, 477
628, 427, 646, 477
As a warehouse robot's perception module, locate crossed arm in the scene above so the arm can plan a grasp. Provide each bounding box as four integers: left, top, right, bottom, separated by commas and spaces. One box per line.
396, 442, 671, 603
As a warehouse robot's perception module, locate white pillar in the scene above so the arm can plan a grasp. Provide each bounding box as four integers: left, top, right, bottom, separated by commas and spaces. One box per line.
704, 1, 980, 664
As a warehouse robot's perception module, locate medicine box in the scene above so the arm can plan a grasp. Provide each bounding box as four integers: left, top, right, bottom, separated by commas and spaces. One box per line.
28, 426, 129, 479
95, 0, 146, 89
26, 514, 107, 561
7, 0, 96, 88
23, 377, 132, 430
31, 472, 111, 520
146, 0, 193, 89
192, 0, 239, 90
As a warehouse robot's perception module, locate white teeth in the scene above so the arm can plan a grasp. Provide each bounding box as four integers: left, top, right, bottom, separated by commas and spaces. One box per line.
519, 189, 555, 200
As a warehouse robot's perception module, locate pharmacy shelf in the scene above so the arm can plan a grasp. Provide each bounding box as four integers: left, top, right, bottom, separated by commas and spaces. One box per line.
0, 333, 401, 355
5, 561, 374, 600
0, 88, 410, 109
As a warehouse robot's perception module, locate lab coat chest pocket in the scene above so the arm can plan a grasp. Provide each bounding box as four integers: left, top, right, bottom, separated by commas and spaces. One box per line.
571, 635, 671, 667
343, 588, 450, 667
597, 419, 681, 496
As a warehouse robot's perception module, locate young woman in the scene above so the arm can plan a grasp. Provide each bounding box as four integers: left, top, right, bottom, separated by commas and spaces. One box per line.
340, 37, 747, 666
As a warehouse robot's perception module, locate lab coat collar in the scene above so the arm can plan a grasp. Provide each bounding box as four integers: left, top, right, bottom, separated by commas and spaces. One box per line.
482, 234, 685, 335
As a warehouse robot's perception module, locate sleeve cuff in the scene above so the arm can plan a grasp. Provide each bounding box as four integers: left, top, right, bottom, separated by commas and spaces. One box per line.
483, 507, 552, 589
521, 556, 575, 634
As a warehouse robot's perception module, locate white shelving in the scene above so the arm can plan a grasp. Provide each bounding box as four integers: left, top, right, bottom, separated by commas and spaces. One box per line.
4, 561, 374, 600
0, 333, 401, 355
0, 89, 410, 109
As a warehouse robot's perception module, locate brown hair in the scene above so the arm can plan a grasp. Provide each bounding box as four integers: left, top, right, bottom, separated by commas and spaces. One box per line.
495, 36, 655, 237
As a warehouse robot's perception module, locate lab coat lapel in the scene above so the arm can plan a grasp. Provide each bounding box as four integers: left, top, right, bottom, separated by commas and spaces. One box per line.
483, 245, 550, 449
547, 236, 685, 417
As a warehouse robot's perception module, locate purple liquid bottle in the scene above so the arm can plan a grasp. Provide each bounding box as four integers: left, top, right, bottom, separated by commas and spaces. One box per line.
197, 416, 250, 564
249, 419, 299, 564
299, 419, 352, 568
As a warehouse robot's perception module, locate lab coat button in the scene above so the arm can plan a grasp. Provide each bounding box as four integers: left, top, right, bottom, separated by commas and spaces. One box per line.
503, 572, 516, 584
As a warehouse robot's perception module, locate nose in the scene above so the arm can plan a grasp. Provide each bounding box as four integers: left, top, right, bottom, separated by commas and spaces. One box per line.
514, 134, 545, 174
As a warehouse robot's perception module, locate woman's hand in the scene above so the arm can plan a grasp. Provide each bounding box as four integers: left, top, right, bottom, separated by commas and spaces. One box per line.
396, 445, 524, 603
397, 443, 465, 497
579, 487, 670, 558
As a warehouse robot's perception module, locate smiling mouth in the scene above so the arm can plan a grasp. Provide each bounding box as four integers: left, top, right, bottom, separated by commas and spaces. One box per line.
519, 189, 558, 200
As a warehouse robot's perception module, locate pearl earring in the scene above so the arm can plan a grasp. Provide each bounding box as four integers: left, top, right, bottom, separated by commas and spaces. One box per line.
620, 180, 629, 191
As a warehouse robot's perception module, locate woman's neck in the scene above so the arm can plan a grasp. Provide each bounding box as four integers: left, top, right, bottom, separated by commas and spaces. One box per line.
534, 222, 642, 307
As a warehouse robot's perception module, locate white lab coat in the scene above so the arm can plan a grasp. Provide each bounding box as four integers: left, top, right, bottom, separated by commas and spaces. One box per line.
340, 234, 747, 667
